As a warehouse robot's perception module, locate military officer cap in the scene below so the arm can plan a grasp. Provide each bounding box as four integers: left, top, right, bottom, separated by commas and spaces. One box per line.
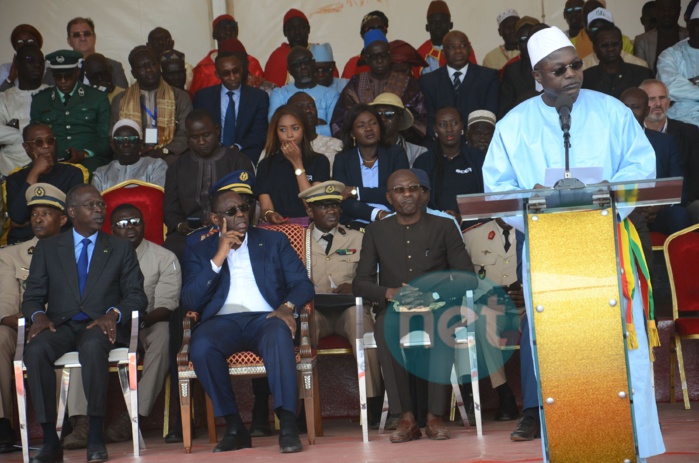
25, 182, 67, 211
209, 170, 255, 197
299, 180, 345, 204
45, 49, 83, 71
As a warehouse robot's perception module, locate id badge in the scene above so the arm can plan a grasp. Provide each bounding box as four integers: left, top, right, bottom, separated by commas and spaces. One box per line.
145, 127, 158, 144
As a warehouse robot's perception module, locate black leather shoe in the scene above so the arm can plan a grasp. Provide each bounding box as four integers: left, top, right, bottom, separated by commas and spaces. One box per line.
278, 426, 302, 453
494, 393, 519, 421
213, 429, 252, 453
86, 443, 108, 463
29, 445, 63, 463
510, 415, 540, 441
164, 429, 182, 444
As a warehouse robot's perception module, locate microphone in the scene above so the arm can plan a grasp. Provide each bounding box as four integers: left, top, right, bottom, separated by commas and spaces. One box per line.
555, 94, 573, 133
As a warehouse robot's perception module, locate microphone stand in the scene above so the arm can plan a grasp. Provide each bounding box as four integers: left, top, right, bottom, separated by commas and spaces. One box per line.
554, 127, 585, 189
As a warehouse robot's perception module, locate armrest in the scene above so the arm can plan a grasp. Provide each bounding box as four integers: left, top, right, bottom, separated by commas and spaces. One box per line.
299, 302, 313, 359
14, 317, 26, 363
128, 311, 139, 354
177, 313, 199, 370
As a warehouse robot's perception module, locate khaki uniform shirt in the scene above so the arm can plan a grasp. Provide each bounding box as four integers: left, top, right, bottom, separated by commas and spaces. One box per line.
463, 220, 517, 300
309, 223, 363, 293
135, 239, 181, 312
0, 237, 38, 321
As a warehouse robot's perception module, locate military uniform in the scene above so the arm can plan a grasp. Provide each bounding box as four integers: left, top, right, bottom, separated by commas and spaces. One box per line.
302, 181, 382, 398
30, 84, 111, 173
0, 237, 37, 421
460, 219, 520, 389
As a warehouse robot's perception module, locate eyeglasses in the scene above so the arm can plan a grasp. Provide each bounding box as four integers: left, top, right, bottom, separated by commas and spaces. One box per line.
390, 184, 423, 195
548, 59, 583, 77
113, 217, 143, 229
315, 65, 334, 74
377, 110, 397, 119
215, 203, 251, 216
564, 6, 583, 13
16, 38, 37, 46
365, 51, 390, 61
112, 135, 140, 144
76, 201, 107, 210
71, 31, 93, 39
26, 136, 57, 148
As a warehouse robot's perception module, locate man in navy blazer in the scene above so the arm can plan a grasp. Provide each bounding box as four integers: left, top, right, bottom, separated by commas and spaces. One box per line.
419, 31, 499, 137
193, 51, 269, 165
182, 188, 313, 454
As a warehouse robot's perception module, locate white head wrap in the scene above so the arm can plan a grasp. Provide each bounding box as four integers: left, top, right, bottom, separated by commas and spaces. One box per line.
527, 26, 575, 92
111, 119, 143, 137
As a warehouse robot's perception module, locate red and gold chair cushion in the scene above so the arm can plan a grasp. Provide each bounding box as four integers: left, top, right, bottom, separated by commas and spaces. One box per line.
101, 180, 165, 244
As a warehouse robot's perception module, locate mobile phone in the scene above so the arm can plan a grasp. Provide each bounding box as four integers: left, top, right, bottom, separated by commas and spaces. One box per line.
187, 217, 203, 229
58, 148, 71, 162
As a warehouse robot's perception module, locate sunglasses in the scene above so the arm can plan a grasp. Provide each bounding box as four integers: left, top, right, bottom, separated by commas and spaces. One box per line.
377, 110, 397, 119
71, 31, 93, 38
26, 136, 57, 148
390, 184, 423, 194
564, 7, 583, 13
215, 203, 251, 216
548, 59, 583, 77
16, 38, 37, 46
113, 217, 143, 229
113, 135, 140, 144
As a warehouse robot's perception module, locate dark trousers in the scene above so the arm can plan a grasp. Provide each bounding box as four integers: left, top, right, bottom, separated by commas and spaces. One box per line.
24, 320, 112, 423
374, 307, 454, 416
189, 312, 297, 417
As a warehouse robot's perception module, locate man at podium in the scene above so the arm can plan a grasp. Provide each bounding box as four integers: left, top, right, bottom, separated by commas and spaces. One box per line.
482, 26, 664, 461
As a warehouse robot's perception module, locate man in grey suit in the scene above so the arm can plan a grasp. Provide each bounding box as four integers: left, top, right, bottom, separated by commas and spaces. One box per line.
22, 184, 147, 463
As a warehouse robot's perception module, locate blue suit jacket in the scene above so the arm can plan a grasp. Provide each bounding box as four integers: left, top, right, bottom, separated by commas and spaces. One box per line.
193, 84, 269, 165
646, 128, 686, 202
181, 227, 314, 323
332, 144, 409, 223
418, 65, 499, 137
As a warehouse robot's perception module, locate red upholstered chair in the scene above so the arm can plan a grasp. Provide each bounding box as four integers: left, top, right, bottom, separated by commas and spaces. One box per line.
663, 223, 699, 409
651, 231, 668, 251
177, 223, 322, 453
101, 180, 165, 244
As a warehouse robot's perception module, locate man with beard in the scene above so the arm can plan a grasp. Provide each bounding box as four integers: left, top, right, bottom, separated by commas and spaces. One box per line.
268, 47, 338, 137
353, 169, 478, 443
264, 9, 312, 87
83, 54, 125, 103
91, 119, 167, 191
466, 110, 496, 153
163, 109, 253, 261
0, 44, 48, 176
22, 183, 146, 463
6, 123, 83, 244
0, 183, 67, 453
640, 78, 699, 223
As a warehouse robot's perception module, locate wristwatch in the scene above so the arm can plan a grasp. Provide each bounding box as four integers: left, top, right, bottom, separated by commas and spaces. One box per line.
162, 148, 169, 155
284, 301, 299, 318
350, 188, 358, 198
294, 168, 305, 176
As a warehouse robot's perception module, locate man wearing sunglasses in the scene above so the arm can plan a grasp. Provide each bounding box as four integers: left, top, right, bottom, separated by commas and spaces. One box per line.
0, 44, 48, 176
563, 0, 585, 39
5, 122, 83, 244
354, 169, 478, 443
0, 24, 43, 90
0, 183, 67, 454
58, 17, 128, 89
91, 119, 167, 192
483, 27, 664, 459
181, 180, 314, 454
65, 203, 180, 446
369, 92, 426, 167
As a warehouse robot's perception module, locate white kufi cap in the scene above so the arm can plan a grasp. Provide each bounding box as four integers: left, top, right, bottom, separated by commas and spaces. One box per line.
527, 26, 575, 92
111, 118, 143, 137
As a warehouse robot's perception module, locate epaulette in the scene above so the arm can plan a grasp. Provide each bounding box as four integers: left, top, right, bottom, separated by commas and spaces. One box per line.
462, 222, 485, 233
338, 227, 347, 236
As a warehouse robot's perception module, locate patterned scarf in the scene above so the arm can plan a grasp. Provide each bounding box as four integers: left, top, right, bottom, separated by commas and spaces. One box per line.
618, 218, 660, 360
119, 78, 176, 147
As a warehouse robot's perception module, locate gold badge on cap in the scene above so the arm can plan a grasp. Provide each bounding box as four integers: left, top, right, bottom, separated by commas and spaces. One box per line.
240, 172, 249, 181
35, 187, 45, 197
326, 185, 335, 193
56, 55, 65, 63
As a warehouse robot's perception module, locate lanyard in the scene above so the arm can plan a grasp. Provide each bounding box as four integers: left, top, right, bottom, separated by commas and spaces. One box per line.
140, 103, 157, 127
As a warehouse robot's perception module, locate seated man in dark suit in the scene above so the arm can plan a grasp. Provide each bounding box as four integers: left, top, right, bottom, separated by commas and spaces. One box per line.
419, 30, 499, 137
182, 188, 314, 454
193, 51, 269, 165
22, 183, 147, 463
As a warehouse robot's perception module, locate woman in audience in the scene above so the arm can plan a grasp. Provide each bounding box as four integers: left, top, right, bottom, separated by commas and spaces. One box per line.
256, 104, 330, 226
413, 106, 485, 228
332, 104, 409, 228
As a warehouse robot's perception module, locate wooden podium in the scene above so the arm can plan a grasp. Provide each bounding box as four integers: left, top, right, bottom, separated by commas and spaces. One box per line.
457, 178, 682, 463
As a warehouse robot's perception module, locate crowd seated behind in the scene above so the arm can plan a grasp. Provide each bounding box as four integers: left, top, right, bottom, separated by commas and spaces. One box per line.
2, 0, 699, 459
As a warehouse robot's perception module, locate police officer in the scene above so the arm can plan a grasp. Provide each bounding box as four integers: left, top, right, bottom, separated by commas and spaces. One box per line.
30, 50, 111, 173
299, 180, 383, 424
0, 183, 67, 452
